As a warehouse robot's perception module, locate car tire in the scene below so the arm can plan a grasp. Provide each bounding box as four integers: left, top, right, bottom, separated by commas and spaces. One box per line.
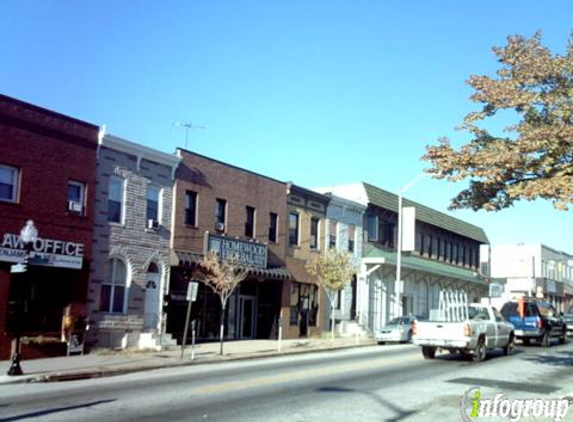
540, 331, 550, 348
503, 334, 515, 356
559, 329, 567, 345
473, 338, 486, 362
522, 338, 530, 346
422, 346, 436, 359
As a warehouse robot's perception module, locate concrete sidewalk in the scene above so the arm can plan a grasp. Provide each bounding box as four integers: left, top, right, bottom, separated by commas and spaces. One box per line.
0, 336, 375, 385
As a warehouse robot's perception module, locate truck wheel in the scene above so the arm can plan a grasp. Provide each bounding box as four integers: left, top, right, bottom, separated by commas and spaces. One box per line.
540, 331, 550, 348
473, 338, 486, 362
522, 338, 530, 346
559, 329, 567, 345
503, 334, 515, 356
422, 346, 436, 359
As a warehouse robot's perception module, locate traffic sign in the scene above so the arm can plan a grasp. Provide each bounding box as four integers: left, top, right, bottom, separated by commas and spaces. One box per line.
186, 282, 199, 302
10, 263, 27, 273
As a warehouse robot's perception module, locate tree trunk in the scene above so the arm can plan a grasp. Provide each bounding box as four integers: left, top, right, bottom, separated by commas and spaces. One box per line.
331, 308, 335, 342
219, 304, 225, 355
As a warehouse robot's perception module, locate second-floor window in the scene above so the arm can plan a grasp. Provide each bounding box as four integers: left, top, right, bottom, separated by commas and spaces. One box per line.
367, 215, 378, 241
329, 219, 338, 249
269, 212, 278, 243
107, 176, 124, 223
348, 225, 356, 253
289, 212, 299, 246
67, 180, 85, 215
146, 185, 161, 222
0, 165, 19, 203
245, 206, 256, 238
185, 191, 198, 226
310, 217, 319, 249
215, 198, 227, 230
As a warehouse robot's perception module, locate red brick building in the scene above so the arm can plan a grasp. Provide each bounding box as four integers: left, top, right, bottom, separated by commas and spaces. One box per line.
169, 149, 291, 341
0, 95, 99, 358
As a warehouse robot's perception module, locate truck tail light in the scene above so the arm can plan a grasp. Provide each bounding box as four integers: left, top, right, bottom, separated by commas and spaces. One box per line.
464, 323, 472, 337
537, 319, 544, 329
412, 321, 418, 335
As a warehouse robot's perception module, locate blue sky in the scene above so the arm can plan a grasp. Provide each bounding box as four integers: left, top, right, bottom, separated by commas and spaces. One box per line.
3, 0, 572, 252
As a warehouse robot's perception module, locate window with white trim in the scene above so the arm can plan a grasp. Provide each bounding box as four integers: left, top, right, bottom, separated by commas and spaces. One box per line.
100, 258, 127, 313
107, 176, 124, 223
146, 185, 161, 222
67, 180, 86, 215
0, 165, 19, 203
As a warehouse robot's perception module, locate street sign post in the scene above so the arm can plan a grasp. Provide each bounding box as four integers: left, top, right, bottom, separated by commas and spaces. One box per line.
181, 282, 199, 359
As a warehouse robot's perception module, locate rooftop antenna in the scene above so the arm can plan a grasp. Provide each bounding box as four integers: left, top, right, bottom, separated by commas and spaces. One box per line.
173, 121, 205, 149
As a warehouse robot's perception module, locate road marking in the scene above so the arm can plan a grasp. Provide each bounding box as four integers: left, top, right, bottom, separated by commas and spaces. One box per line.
190, 353, 421, 395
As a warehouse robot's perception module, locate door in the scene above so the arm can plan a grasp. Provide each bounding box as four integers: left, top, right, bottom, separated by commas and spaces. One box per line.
144, 264, 161, 332
238, 296, 256, 339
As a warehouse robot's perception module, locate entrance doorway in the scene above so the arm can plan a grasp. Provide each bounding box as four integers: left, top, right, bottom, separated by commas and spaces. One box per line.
238, 296, 256, 339
144, 263, 161, 332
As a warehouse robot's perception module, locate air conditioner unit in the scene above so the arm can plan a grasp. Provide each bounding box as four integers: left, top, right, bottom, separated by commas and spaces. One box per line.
147, 219, 160, 230
68, 201, 83, 213
215, 222, 225, 231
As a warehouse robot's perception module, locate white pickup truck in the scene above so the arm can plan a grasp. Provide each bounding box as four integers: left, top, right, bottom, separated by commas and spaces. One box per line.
412, 304, 515, 362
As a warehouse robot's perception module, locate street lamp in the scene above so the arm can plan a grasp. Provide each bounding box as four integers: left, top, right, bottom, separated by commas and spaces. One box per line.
7, 220, 38, 376
395, 173, 427, 319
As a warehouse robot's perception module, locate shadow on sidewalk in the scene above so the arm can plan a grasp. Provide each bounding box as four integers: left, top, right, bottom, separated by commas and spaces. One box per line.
0, 399, 116, 422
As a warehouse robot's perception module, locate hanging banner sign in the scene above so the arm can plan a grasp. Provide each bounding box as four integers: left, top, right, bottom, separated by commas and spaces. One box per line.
206, 234, 267, 268
0, 233, 84, 270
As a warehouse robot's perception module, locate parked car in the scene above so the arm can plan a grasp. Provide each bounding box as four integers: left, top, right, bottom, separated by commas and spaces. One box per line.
413, 304, 515, 362
562, 306, 573, 336
500, 299, 567, 347
375, 315, 425, 344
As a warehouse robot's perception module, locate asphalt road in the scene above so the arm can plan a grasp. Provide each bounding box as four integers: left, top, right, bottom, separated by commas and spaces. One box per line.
2, 342, 573, 422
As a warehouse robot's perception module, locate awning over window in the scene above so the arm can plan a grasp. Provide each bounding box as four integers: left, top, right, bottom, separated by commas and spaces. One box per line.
174, 250, 291, 281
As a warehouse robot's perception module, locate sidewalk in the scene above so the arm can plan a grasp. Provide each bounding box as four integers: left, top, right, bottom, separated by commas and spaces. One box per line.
0, 336, 375, 385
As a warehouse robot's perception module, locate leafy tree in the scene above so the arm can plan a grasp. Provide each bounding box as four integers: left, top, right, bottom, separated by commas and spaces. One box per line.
198, 252, 249, 355
423, 32, 573, 211
306, 248, 356, 341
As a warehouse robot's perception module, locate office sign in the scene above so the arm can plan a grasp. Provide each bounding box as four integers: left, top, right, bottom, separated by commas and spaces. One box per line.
206, 234, 267, 268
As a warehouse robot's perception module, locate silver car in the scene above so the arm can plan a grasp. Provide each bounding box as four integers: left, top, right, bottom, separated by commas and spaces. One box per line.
376, 315, 425, 344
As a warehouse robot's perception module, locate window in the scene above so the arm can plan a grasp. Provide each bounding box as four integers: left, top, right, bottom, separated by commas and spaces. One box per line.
289, 212, 299, 246
329, 219, 337, 249
269, 212, 278, 243
185, 191, 198, 226
367, 215, 378, 241
0, 165, 19, 203
215, 198, 227, 229
245, 206, 256, 238
310, 217, 319, 249
146, 185, 161, 222
424, 235, 432, 257
67, 180, 85, 215
107, 176, 124, 223
100, 258, 127, 313
348, 225, 356, 253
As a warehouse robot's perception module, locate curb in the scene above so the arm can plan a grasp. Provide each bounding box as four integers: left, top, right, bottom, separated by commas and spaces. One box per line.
3, 341, 376, 384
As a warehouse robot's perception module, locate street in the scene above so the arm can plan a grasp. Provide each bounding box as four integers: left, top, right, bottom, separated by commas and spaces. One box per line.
1, 342, 573, 422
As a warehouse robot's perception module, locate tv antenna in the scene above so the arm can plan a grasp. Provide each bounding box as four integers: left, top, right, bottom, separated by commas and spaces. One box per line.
173, 121, 205, 149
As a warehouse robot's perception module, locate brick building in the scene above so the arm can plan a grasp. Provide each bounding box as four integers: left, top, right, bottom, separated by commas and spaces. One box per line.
169, 149, 290, 342
284, 184, 331, 338
0, 95, 99, 359
86, 134, 180, 350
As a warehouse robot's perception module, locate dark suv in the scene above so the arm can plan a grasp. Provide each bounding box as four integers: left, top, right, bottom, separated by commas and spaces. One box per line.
500, 300, 567, 347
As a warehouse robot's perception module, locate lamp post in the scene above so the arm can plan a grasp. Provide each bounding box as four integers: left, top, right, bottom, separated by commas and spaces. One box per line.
7, 220, 38, 376
395, 173, 427, 319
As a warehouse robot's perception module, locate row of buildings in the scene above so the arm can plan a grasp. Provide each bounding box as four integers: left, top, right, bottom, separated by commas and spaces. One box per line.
1, 94, 571, 359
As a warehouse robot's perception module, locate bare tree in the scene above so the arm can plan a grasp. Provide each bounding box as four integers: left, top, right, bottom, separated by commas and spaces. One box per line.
306, 248, 356, 341
198, 251, 249, 355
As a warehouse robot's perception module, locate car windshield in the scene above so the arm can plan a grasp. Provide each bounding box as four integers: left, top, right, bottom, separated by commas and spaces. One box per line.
387, 317, 408, 325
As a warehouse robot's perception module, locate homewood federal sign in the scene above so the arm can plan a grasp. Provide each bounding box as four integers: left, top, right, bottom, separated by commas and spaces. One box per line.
0, 232, 84, 270
206, 234, 267, 268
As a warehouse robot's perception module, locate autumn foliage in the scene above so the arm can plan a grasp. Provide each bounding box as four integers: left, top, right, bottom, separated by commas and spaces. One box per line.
423, 32, 573, 211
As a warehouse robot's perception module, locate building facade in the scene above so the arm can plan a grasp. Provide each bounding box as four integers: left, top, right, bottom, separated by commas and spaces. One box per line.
86, 134, 180, 350
490, 244, 573, 312
322, 182, 489, 333
313, 191, 365, 334
0, 95, 99, 358
284, 184, 330, 338
169, 149, 290, 342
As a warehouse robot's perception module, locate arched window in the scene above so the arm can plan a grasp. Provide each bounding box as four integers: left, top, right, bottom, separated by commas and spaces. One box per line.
100, 258, 127, 313
147, 262, 159, 273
